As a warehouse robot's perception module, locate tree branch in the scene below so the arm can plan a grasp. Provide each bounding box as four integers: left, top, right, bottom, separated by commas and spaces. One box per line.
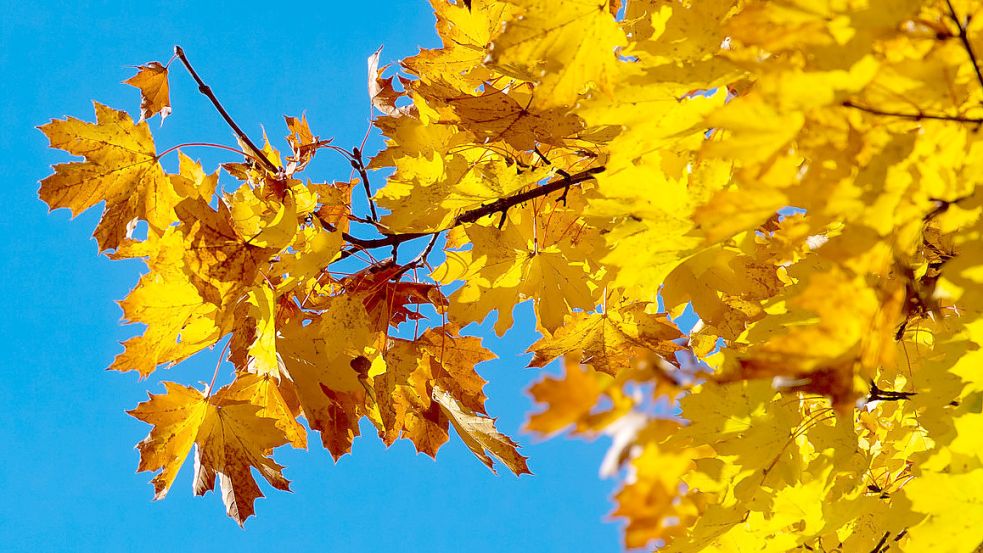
841, 100, 983, 124
337, 166, 604, 253
945, 0, 983, 100
173, 46, 281, 174
351, 147, 379, 221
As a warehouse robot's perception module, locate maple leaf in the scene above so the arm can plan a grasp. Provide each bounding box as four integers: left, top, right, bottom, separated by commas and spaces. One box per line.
219, 373, 307, 449
412, 78, 584, 149
373, 325, 495, 458
176, 197, 282, 307
128, 382, 290, 525
341, 262, 448, 329
278, 295, 384, 459
528, 302, 683, 375
489, 0, 626, 108
525, 361, 612, 436
109, 229, 224, 377
124, 61, 171, 120
401, 0, 514, 90
284, 114, 323, 171
170, 151, 218, 200
368, 46, 410, 117
433, 206, 600, 334
39, 103, 180, 251
433, 385, 530, 475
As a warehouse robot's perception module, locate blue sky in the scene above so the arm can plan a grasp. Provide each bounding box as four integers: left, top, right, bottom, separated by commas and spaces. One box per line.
0, 2, 625, 551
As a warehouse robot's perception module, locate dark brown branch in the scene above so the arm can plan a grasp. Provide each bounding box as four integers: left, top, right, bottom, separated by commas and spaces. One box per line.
842, 100, 983, 124
869, 531, 890, 553
455, 166, 604, 225
337, 166, 605, 253
173, 46, 281, 174
867, 381, 915, 402
351, 147, 379, 221
945, 0, 983, 99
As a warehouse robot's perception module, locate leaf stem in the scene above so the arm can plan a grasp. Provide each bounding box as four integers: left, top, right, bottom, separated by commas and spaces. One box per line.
206, 338, 232, 398
157, 142, 255, 161
173, 46, 281, 174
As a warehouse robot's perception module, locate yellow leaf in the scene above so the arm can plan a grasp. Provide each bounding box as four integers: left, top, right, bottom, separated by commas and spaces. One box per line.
402, 0, 514, 90
528, 302, 682, 375
433, 207, 599, 334
176, 198, 278, 307
170, 151, 217, 200
278, 295, 383, 459
110, 230, 223, 378
242, 285, 279, 377
905, 470, 983, 553
128, 382, 290, 525
433, 385, 530, 475
218, 373, 307, 450
228, 186, 298, 250
39, 102, 180, 251
525, 362, 609, 436
490, 0, 627, 108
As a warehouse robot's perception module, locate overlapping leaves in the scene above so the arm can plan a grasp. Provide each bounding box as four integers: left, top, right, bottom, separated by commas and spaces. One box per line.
40, 0, 983, 550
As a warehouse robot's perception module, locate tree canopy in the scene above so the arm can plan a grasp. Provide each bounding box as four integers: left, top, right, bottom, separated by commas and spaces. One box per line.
39, 0, 983, 551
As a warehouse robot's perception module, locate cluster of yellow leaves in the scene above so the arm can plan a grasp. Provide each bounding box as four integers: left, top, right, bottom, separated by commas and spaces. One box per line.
39, 0, 983, 549
376, 0, 983, 550
39, 52, 530, 523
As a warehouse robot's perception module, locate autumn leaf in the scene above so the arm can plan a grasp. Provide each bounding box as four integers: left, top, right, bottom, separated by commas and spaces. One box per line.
278, 295, 384, 459
341, 262, 448, 329
175, 198, 281, 307
40, 1, 983, 548
219, 373, 307, 449
128, 382, 290, 525
368, 46, 410, 117
489, 0, 626, 108
124, 61, 171, 120
109, 229, 224, 378
39, 103, 180, 251
528, 302, 683, 375
433, 385, 530, 475
372, 325, 495, 458
525, 361, 612, 436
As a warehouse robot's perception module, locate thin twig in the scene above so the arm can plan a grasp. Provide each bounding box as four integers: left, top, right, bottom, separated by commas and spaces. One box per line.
945, 0, 983, 100
173, 45, 281, 174
351, 147, 379, 221
337, 166, 604, 253
842, 100, 983, 124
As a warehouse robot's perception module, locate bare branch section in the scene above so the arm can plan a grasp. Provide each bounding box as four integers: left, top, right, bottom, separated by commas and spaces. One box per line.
173, 46, 281, 174
351, 147, 379, 222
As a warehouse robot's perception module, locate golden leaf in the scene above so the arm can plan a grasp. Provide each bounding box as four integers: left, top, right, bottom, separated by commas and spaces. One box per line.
123, 61, 171, 120
128, 382, 290, 525
433, 385, 530, 475
39, 103, 180, 251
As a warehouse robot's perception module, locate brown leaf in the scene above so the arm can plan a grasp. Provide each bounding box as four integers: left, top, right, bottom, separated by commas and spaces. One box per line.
124, 61, 171, 120
368, 46, 411, 117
